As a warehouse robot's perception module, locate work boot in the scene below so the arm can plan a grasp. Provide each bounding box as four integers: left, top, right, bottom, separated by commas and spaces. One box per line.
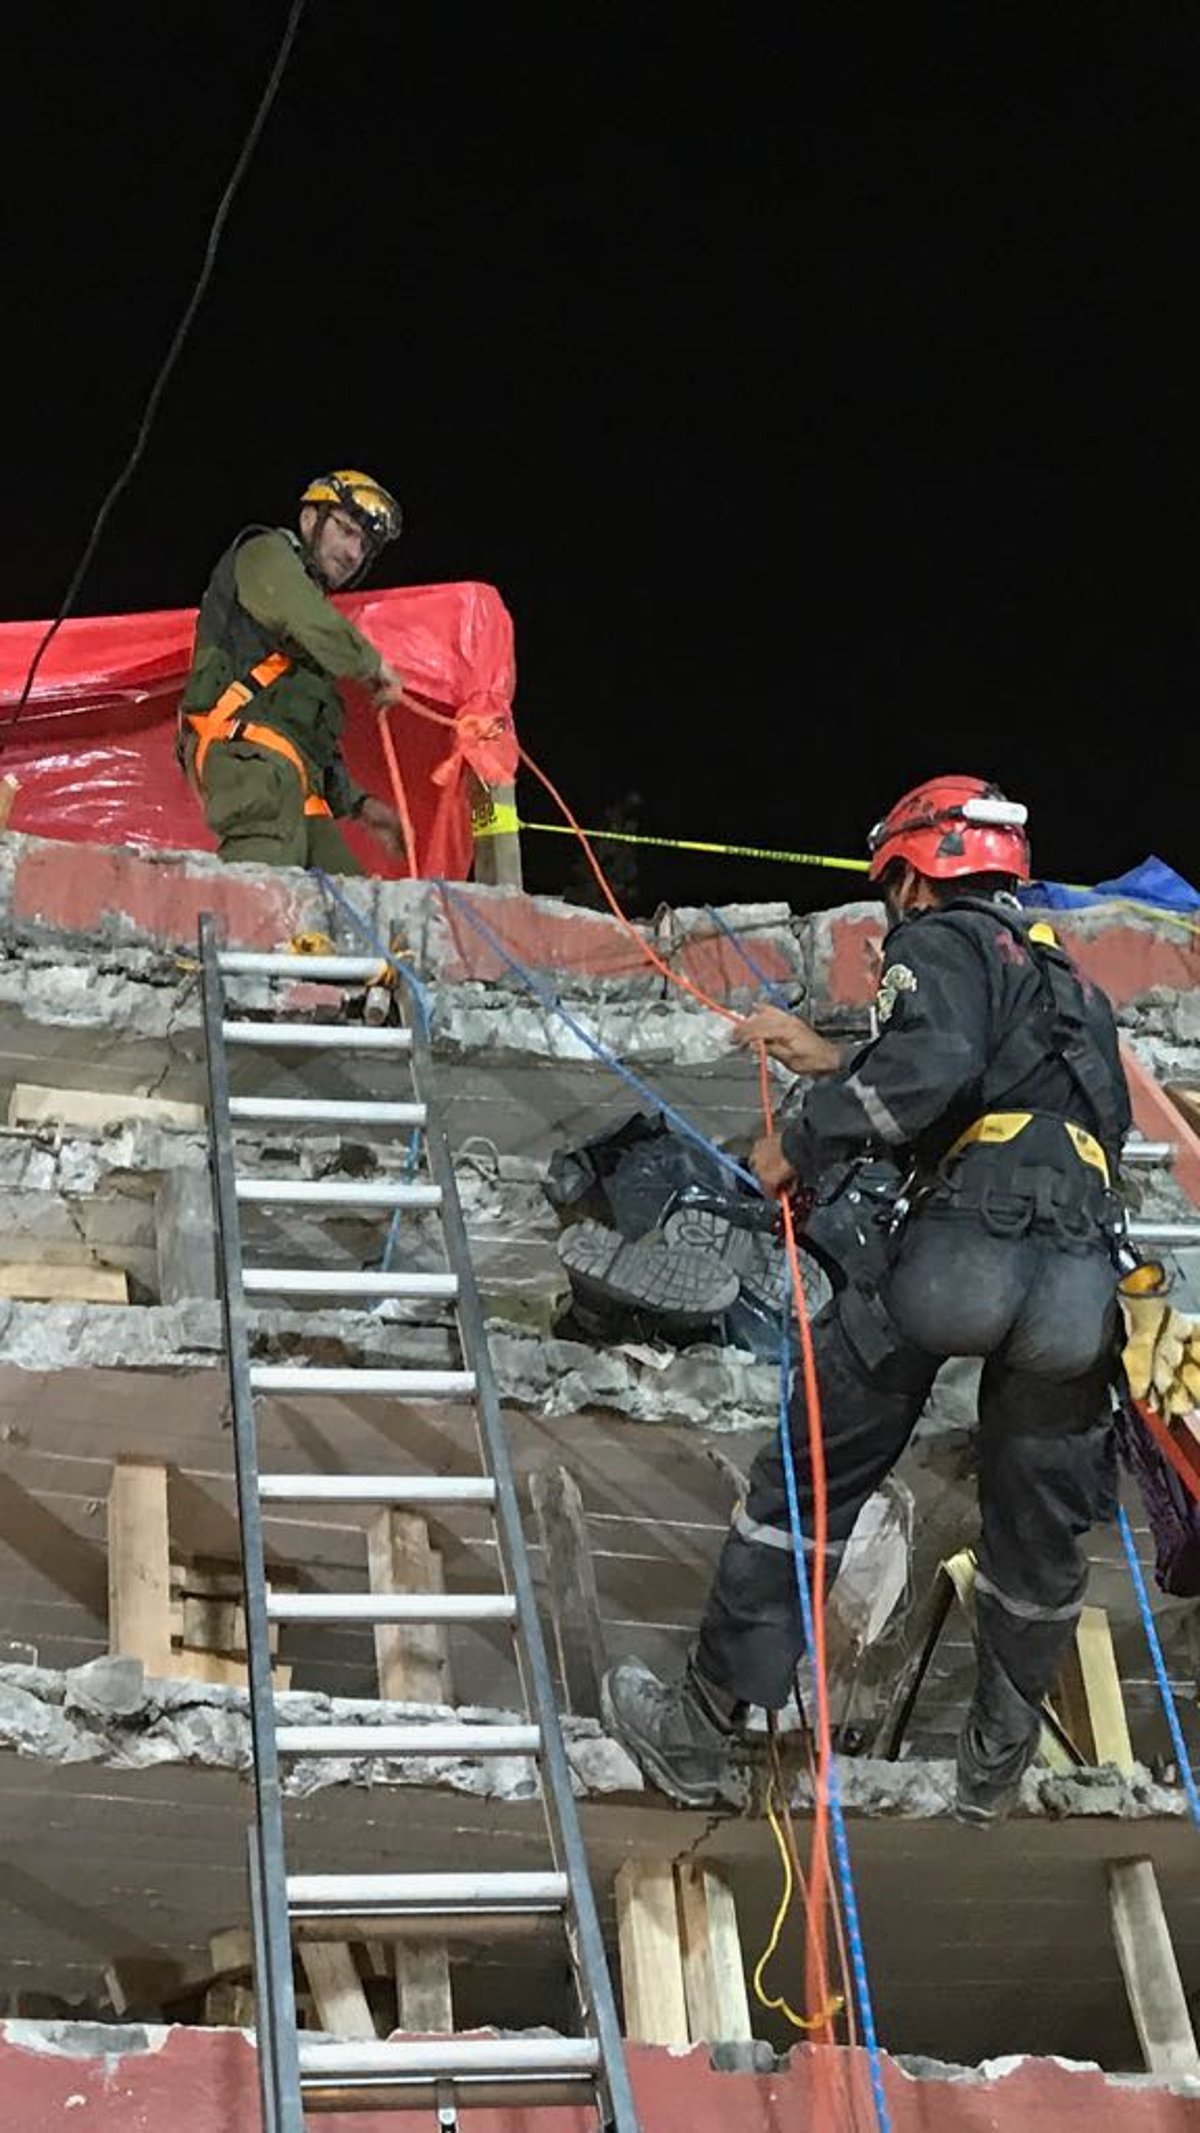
558, 1220, 739, 1331
954, 1714, 1035, 1827
601, 1655, 747, 1807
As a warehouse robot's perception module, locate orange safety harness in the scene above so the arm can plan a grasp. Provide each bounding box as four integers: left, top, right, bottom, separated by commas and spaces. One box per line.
182, 652, 333, 818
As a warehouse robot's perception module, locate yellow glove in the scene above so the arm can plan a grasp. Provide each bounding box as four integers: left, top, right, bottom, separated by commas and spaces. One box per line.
1120, 1264, 1200, 1417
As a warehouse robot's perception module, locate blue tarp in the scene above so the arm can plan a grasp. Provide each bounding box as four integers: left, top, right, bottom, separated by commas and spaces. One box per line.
1022, 855, 1200, 915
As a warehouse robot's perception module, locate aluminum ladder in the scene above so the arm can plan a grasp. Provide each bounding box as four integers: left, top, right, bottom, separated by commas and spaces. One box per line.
198, 915, 638, 2132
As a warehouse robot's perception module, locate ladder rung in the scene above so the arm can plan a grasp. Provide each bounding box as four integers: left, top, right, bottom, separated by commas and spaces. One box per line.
259, 1475, 495, 1505
298, 2037, 600, 2086
235, 1179, 440, 1208
221, 1020, 412, 1051
243, 1269, 458, 1298
287, 1871, 568, 1917
1122, 1140, 1174, 1166
275, 1723, 540, 1757
249, 1366, 476, 1398
266, 1592, 515, 1625
230, 1096, 426, 1126
219, 952, 391, 981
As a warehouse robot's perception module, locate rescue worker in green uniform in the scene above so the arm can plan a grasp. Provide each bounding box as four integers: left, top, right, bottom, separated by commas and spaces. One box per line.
178, 469, 417, 874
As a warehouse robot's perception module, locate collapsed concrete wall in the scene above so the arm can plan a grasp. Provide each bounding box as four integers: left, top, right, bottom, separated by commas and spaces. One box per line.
2, 832, 1200, 2075
0, 2021, 1197, 2133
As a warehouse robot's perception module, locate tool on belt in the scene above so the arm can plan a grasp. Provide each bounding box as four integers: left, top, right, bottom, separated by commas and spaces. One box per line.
180, 653, 332, 818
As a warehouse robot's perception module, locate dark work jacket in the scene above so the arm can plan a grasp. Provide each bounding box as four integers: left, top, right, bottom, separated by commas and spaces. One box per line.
781, 898, 1131, 1187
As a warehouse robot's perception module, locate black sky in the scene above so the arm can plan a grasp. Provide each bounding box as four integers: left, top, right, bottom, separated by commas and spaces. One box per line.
4, 8, 1197, 909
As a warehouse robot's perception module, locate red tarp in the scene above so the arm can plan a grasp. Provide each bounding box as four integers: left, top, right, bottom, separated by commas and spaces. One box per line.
0, 581, 518, 879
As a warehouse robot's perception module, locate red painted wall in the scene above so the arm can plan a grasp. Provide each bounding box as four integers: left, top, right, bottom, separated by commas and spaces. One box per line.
1, 2027, 1197, 2133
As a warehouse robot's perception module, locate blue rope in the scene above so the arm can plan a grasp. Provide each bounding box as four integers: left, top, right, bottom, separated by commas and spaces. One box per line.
704, 904, 795, 1011
308, 869, 431, 1272
315, 868, 891, 2090
778, 1333, 893, 2133
381, 1127, 425, 1273
1116, 1502, 1200, 1828
436, 880, 761, 1194
309, 867, 433, 1036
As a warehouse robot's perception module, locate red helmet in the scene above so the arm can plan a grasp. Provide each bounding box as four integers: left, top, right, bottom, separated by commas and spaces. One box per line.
867, 774, 1031, 883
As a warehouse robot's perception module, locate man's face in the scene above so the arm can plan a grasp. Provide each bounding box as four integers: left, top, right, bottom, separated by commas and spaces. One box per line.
302, 505, 370, 590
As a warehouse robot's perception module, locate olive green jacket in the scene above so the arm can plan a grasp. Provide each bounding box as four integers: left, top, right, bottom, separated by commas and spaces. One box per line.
180, 527, 381, 814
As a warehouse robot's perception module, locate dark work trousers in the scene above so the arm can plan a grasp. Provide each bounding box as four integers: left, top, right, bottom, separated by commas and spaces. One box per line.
695, 1210, 1119, 1793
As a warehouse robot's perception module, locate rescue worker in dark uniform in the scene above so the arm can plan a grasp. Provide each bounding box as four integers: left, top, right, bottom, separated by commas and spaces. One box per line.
604, 774, 1132, 1822
178, 469, 418, 874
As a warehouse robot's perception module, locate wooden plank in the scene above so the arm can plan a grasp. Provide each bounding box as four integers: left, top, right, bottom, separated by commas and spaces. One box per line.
181, 1595, 246, 1651
209, 1927, 253, 1977
471, 778, 523, 888
205, 1980, 256, 2028
0, 1262, 128, 1304
366, 1509, 454, 2033
104, 1957, 178, 2019
0, 774, 19, 832
1108, 1859, 1200, 2076
530, 1464, 607, 1717
1166, 1085, 1200, 1138
107, 1459, 173, 1676
366, 1510, 449, 1704
298, 1944, 376, 2041
614, 1859, 688, 2046
1055, 1602, 1199, 2076
170, 1648, 292, 1691
675, 1862, 752, 2044
1056, 1605, 1135, 1769
7, 1082, 206, 1133
395, 1940, 455, 2035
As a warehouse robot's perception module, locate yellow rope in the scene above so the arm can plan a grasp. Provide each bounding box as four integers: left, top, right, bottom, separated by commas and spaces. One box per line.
752, 1778, 846, 2033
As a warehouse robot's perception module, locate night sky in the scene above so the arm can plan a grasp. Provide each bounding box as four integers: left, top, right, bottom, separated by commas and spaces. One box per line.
4, 9, 1196, 911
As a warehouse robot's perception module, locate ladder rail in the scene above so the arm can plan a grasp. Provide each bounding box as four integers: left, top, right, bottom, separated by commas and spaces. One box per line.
200, 917, 305, 2133
404, 993, 640, 2133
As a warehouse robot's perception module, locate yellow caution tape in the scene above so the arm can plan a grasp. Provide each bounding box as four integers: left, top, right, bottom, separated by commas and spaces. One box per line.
497, 824, 1200, 933
472, 800, 521, 838
515, 819, 871, 872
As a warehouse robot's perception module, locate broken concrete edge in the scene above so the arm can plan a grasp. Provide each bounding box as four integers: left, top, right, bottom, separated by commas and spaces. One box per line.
4, 899, 1200, 1093
1, 2017, 1199, 2104
0, 1298, 782, 1426
3, 827, 1198, 1015
0, 1300, 1167, 1440
0, 1660, 1187, 1823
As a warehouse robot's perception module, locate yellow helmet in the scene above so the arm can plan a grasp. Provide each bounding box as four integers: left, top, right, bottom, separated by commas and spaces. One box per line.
300, 469, 402, 546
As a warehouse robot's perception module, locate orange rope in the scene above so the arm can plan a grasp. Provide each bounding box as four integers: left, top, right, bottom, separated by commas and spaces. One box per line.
518, 743, 741, 1024
376, 706, 849, 2058
375, 705, 419, 874
513, 736, 843, 2050
755, 1038, 838, 2048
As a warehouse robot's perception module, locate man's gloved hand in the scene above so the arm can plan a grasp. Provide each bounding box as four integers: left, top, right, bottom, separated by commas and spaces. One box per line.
1119, 1263, 1200, 1417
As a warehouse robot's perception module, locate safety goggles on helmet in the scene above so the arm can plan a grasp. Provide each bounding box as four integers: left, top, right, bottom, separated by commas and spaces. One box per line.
300, 469, 403, 548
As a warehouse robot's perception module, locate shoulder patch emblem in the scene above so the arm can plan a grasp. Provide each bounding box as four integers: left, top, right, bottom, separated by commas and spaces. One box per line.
875, 962, 917, 1024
